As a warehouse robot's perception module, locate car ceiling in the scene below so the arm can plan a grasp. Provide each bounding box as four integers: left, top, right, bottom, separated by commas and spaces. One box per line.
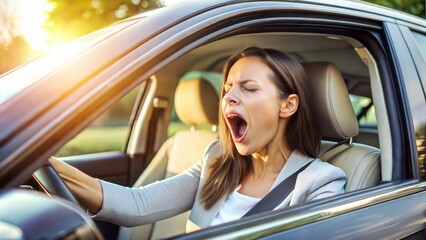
158, 32, 372, 98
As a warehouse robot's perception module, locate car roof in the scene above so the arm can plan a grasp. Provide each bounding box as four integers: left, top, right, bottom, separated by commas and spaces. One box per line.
300, 0, 425, 26
149, 0, 426, 27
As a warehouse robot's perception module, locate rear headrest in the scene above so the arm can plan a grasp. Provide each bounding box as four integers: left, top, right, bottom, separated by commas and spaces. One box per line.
174, 78, 219, 126
303, 62, 359, 140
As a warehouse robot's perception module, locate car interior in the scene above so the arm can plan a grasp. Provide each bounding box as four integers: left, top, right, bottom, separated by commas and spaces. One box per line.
97, 32, 386, 239
27, 31, 390, 239
118, 77, 220, 239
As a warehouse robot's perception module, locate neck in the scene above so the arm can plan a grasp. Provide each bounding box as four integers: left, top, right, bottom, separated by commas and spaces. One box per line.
249, 119, 292, 179
250, 142, 292, 180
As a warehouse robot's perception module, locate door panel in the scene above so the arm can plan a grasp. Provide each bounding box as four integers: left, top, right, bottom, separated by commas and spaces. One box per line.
176, 182, 425, 239
264, 190, 426, 239
61, 152, 130, 186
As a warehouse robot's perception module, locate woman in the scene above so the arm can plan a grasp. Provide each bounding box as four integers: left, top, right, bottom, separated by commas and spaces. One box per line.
50, 47, 346, 231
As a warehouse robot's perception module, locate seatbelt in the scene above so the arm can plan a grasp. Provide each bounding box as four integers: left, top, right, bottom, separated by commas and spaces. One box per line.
242, 160, 314, 218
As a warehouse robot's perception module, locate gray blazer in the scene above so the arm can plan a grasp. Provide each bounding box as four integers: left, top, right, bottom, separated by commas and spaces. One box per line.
95, 141, 346, 232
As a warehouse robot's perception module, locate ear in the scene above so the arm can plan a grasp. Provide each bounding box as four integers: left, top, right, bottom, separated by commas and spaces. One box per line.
279, 94, 299, 118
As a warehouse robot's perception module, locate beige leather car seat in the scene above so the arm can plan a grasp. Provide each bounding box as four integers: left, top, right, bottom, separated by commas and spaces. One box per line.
118, 78, 219, 240
303, 62, 381, 191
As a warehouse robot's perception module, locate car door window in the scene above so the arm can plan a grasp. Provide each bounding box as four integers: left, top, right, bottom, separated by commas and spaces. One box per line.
55, 85, 141, 157
349, 94, 379, 148
412, 32, 426, 61
349, 94, 377, 126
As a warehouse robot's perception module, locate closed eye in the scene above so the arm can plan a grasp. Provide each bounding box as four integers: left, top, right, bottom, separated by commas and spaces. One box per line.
242, 87, 257, 92
239, 80, 258, 93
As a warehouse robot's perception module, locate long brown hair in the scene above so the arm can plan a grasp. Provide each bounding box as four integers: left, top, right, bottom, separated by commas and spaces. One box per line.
200, 47, 320, 209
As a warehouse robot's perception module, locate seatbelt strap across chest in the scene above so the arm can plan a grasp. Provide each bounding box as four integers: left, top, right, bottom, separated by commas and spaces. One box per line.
242, 160, 314, 218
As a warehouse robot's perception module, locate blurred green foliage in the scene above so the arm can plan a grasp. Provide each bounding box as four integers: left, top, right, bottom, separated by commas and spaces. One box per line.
349, 95, 377, 125
54, 85, 141, 156
103, 85, 141, 126
55, 126, 129, 156
46, 0, 163, 44
0, 0, 164, 74
55, 122, 194, 156
364, 0, 425, 18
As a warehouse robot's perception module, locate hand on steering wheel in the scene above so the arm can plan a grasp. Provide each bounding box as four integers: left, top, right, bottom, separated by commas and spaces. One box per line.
33, 164, 81, 207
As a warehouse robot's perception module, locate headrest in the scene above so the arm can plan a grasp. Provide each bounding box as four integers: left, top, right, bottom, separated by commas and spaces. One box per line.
174, 78, 219, 126
303, 62, 359, 140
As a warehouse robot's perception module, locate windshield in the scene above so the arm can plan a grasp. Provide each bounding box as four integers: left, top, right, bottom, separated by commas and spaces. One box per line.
0, 20, 138, 104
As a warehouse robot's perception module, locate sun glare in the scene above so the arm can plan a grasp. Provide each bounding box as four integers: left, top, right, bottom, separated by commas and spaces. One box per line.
13, 0, 55, 52
4, 0, 181, 53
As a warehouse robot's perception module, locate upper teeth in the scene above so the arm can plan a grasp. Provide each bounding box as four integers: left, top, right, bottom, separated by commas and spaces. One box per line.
227, 114, 238, 118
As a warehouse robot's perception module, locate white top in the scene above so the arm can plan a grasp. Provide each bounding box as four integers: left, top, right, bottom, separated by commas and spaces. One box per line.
210, 185, 261, 226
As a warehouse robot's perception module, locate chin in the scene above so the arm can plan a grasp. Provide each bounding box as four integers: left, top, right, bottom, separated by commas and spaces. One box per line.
235, 144, 253, 156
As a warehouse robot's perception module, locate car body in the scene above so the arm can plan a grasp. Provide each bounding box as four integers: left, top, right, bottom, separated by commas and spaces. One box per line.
0, 0, 425, 239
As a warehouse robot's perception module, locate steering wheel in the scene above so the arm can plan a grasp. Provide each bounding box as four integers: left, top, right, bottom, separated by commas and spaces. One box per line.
33, 164, 81, 206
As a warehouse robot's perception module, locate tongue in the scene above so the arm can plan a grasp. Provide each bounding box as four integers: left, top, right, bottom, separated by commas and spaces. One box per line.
238, 122, 247, 138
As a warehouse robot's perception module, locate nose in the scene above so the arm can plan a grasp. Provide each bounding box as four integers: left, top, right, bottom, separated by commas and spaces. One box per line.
223, 87, 240, 105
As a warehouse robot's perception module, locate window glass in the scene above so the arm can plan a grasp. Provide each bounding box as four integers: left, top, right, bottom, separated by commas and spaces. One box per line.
412, 32, 426, 61
55, 86, 141, 156
412, 32, 426, 181
349, 94, 377, 126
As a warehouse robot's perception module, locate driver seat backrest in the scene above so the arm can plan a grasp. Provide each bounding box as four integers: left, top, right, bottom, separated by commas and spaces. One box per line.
118, 78, 219, 240
302, 62, 381, 191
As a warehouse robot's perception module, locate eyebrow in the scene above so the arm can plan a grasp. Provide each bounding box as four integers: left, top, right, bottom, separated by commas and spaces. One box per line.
239, 79, 256, 85
225, 79, 256, 85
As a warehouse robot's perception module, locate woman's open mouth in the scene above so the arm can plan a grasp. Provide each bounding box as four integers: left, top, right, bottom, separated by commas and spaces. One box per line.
226, 113, 248, 143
